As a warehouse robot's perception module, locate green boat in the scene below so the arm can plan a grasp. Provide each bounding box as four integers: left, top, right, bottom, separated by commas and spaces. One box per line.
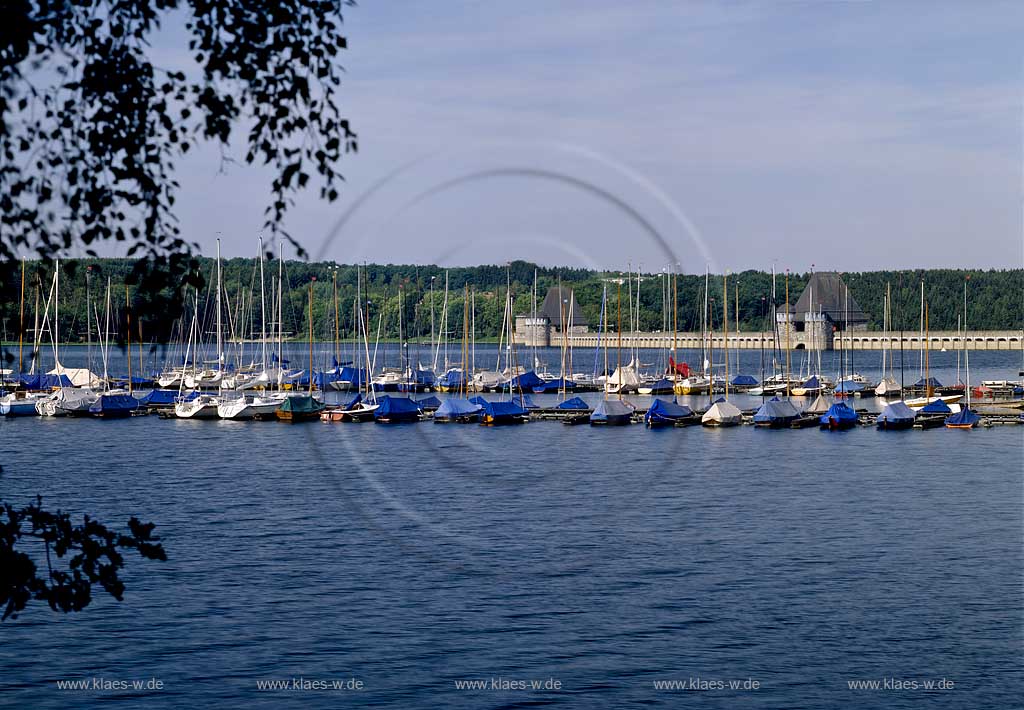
275, 395, 325, 422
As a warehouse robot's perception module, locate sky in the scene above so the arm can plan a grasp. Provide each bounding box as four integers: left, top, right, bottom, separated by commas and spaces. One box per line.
142, 0, 1024, 273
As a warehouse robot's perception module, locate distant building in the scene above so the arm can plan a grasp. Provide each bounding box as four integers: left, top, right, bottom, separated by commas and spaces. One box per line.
515, 286, 589, 347
777, 272, 868, 349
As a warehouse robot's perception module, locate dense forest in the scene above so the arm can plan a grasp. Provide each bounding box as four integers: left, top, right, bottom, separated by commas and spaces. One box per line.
0, 259, 1020, 349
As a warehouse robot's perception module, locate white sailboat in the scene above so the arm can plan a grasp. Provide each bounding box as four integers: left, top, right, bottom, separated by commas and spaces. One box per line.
36, 262, 97, 416
702, 273, 742, 427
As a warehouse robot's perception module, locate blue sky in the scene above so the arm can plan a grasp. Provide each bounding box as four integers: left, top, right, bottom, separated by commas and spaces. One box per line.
154, 1, 1022, 273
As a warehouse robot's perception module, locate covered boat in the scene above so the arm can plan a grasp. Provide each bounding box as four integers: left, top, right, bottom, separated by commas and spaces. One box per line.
819, 401, 858, 429
834, 380, 864, 396
637, 378, 675, 396
139, 389, 197, 409
876, 401, 916, 430
730, 374, 759, 391
398, 369, 436, 393
433, 397, 482, 423
701, 398, 742, 427
532, 378, 575, 394
18, 373, 73, 390
791, 375, 821, 397
480, 400, 529, 425
328, 366, 368, 392
36, 388, 98, 417
920, 398, 953, 414
590, 399, 634, 426
913, 376, 943, 389
556, 396, 591, 411
415, 395, 442, 411
275, 395, 325, 422
875, 377, 902, 397
504, 370, 545, 393
645, 398, 694, 427
805, 394, 833, 415
373, 396, 422, 423
89, 393, 141, 418
752, 397, 800, 427
435, 368, 466, 392
945, 408, 981, 429
603, 361, 640, 394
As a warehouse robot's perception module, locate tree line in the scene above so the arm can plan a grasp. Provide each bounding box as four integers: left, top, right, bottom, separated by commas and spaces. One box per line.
0, 259, 1020, 351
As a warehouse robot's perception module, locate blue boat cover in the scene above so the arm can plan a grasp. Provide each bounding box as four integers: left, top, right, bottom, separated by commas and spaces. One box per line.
533, 378, 575, 393
416, 395, 442, 409
753, 397, 800, 423
877, 401, 916, 423
406, 369, 436, 386
437, 369, 466, 389
469, 395, 489, 407
835, 380, 864, 393
731, 374, 759, 387
913, 376, 943, 388
374, 396, 422, 419
644, 378, 676, 392
645, 398, 693, 423
505, 371, 544, 391
89, 394, 141, 414
140, 389, 198, 405
801, 375, 820, 389
481, 400, 527, 418
341, 393, 362, 410
556, 397, 590, 410
339, 367, 368, 386
945, 408, 981, 426
591, 399, 634, 421
921, 398, 952, 414
19, 374, 73, 389
435, 398, 482, 418
819, 402, 858, 425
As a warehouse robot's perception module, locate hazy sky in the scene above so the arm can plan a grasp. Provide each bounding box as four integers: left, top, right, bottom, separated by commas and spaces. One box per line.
143, 1, 1022, 273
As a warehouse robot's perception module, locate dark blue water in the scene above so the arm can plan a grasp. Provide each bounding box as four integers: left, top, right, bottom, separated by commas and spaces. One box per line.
1, 347, 1021, 708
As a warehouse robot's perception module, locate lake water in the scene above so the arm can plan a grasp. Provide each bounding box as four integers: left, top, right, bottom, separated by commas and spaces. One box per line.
1, 346, 1021, 708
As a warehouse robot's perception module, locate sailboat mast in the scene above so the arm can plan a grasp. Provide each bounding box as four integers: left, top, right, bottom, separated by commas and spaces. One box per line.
925, 301, 931, 399
723, 273, 730, 399
616, 277, 622, 401
308, 277, 315, 395
964, 276, 971, 408
18, 258, 25, 375
216, 238, 223, 376
278, 242, 284, 387
259, 238, 267, 371
333, 267, 340, 367
734, 278, 740, 375
54, 260, 59, 370
784, 269, 791, 398
125, 284, 133, 396
103, 278, 111, 385
86, 265, 92, 377
672, 268, 678, 373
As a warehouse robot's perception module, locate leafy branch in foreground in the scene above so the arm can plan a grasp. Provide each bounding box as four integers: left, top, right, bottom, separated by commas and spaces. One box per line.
0, 0, 357, 262
0, 493, 167, 621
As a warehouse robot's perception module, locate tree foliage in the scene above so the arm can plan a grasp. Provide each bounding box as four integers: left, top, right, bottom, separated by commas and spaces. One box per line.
0, 490, 167, 621
0, 0, 356, 277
